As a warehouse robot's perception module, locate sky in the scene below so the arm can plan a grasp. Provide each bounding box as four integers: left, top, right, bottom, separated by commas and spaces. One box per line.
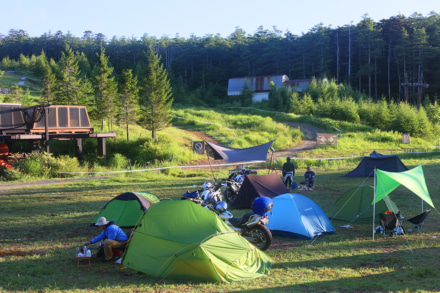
1, 0, 439, 40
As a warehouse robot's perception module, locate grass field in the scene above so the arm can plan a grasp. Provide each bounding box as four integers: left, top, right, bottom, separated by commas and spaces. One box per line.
1, 155, 440, 292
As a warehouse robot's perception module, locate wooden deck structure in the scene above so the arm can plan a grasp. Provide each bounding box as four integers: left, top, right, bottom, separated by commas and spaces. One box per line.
0, 104, 116, 159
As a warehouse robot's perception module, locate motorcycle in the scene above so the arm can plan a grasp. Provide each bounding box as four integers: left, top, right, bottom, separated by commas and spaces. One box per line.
206, 197, 273, 251
222, 179, 241, 203
181, 182, 223, 206
222, 167, 257, 203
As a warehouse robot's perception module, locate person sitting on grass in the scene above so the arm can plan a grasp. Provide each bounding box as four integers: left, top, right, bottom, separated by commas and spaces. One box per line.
304, 166, 315, 188
83, 217, 128, 262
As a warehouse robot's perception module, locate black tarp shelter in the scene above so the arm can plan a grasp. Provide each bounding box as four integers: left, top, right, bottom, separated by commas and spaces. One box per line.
230, 173, 289, 208
344, 151, 408, 177
204, 140, 273, 163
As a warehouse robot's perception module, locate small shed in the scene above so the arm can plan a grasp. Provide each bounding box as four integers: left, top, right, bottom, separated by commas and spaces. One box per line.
227, 75, 288, 103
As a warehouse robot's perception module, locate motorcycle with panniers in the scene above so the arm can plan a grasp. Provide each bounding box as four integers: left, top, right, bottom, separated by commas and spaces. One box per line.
182, 185, 273, 251
222, 167, 257, 203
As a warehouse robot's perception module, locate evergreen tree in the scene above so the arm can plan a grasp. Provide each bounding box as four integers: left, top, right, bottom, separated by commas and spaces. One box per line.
33, 50, 48, 77
268, 82, 282, 110
137, 48, 174, 140
118, 69, 139, 141
41, 63, 58, 104
7, 85, 24, 104
241, 83, 253, 106
57, 45, 82, 104
93, 48, 117, 131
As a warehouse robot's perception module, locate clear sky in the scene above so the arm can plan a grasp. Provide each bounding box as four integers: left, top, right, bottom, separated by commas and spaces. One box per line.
1, 0, 438, 40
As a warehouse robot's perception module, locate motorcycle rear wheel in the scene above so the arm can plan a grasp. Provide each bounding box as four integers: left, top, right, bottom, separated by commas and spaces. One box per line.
248, 225, 272, 251
223, 189, 236, 203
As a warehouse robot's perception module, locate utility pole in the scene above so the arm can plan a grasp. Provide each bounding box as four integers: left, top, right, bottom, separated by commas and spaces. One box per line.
401, 72, 429, 110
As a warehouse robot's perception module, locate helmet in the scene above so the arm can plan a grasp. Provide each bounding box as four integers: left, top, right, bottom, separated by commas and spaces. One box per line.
215, 201, 228, 213
252, 197, 274, 216
202, 182, 213, 190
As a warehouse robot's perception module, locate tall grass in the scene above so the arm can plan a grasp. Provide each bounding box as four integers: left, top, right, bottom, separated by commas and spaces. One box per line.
171, 106, 302, 149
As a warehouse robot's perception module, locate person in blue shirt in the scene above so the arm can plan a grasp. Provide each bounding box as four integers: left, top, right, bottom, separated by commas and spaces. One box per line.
304, 166, 315, 188
83, 217, 128, 262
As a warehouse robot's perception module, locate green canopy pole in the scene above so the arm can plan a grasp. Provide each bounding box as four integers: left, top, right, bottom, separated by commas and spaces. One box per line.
373, 167, 376, 241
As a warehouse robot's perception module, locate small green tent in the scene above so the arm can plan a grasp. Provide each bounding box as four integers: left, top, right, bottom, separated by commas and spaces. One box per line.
93, 191, 160, 228
327, 185, 399, 223
121, 200, 273, 283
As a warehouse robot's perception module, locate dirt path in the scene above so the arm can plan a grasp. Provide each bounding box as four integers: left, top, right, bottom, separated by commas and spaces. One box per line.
274, 122, 325, 158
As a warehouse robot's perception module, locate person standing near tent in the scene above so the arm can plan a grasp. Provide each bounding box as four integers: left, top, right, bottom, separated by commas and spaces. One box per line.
83, 217, 128, 262
282, 157, 295, 189
304, 166, 315, 188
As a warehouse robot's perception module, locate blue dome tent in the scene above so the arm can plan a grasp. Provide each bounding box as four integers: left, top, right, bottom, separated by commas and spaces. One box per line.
266, 193, 336, 240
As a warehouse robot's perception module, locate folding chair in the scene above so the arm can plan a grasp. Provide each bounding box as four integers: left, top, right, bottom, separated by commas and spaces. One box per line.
406, 209, 432, 233
379, 211, 404, 237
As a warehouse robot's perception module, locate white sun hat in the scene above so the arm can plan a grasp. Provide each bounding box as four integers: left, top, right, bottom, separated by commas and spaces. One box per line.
95, 217, 110, 226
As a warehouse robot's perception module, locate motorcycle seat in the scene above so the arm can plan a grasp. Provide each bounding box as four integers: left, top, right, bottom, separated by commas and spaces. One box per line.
229, 213, 253, 227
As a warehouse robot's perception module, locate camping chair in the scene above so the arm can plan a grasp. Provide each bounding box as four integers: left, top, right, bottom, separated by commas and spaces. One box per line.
379, 211, 405, 237
406, 209, 432, 233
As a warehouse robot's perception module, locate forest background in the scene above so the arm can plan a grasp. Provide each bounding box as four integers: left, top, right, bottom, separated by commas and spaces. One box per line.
1, 13, 440, 166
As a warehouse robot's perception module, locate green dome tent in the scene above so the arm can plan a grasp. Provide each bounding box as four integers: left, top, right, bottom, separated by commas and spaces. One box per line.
327, 185, 399, 223
121, 200, 273, 283
92, 191, 160, 228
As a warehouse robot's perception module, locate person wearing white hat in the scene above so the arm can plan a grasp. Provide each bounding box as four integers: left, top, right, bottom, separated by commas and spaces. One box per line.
83, 217, 128, 262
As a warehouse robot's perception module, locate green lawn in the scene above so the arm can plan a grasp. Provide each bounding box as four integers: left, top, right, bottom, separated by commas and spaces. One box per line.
1, 156, 440, 292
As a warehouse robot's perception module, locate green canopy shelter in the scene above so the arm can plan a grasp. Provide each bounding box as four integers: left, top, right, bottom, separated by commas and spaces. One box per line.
373, 165, 435, 209
93, 191, 160, 228
372, 165, 435, 239
328, 185, 399, 223
121, 200, 273, 283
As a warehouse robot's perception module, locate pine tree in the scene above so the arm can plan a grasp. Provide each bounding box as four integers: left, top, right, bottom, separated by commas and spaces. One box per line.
118, 69, 139, 141
40, 51, 58, 104
138, 48, 174, 140
93, 48, 117, 131
57, 45, 82, 105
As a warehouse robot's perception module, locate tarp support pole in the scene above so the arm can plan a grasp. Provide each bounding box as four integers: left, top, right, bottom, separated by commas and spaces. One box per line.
373, 167, 376, 241
205, 142, 216, 180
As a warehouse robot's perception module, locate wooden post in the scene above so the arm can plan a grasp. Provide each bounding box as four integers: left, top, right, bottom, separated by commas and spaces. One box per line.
97, 137, 106, 157
75, 138, 83, 161
44, 106, 50, 154
30, 140, 40, 153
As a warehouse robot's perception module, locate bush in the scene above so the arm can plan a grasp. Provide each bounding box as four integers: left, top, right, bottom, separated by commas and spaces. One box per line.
108, 153, 129, 169
0, 167, 23, 181
15, 153, 80, 179
391, 103, 431, 138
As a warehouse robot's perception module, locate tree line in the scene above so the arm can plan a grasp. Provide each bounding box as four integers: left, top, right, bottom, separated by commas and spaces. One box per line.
1, 12, 440, 140
0, 45, 173, 141
1, 12, 440, 105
